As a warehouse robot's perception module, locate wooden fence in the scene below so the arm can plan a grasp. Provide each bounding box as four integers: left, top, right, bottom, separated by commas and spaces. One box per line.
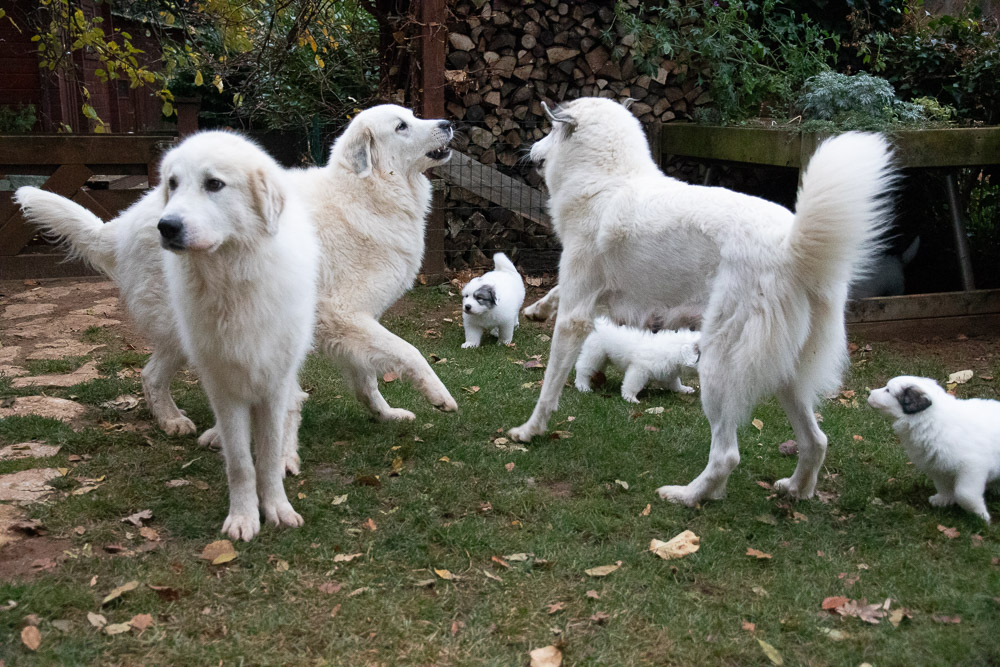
0, 134, 176, 279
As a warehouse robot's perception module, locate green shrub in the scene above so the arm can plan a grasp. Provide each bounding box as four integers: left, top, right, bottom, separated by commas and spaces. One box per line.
0, 105, 37, 133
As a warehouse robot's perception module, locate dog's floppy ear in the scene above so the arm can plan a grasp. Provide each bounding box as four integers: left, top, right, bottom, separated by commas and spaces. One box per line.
249, 167, 286, 235
898, 385, 932, 414
473, 284, 497, 307
342, 125, 377, 178
542, 101, 577, 135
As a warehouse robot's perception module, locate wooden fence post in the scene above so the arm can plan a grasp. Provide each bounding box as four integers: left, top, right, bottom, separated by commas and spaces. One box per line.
419, 0, 447, 280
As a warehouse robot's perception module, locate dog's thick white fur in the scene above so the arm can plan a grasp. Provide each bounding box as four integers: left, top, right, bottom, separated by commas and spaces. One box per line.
525, 284, 703, 331
461, 252, 526, 347
575, 318, 700, 403
508, 97, 896, 506
287, 105, 459, 422
17, 131, 318, 541
868, 376, 1000, 521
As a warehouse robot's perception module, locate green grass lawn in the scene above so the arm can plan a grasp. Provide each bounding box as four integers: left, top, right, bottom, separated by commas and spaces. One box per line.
2, 285, 999, 665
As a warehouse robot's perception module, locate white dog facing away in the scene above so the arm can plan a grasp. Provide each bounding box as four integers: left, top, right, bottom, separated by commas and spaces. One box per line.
17, 131, 318, 541
461, 252, 526, 347
508, 97, 896, 507
574, 318, 700, 403
288, 105, 459, 421
868, 376, 1000, 522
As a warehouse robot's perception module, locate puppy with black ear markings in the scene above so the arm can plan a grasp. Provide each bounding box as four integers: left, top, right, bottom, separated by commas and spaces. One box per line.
868, 375, 1000, 522
461, 252, 526, 347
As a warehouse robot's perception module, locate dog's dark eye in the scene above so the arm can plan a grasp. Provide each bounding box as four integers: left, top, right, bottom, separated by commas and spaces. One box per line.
205, 178, 225, 192
167, 177, 177, 190
396, 121, 408, 132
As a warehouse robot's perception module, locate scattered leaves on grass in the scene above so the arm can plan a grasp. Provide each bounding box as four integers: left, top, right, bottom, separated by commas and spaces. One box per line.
100, 395, 139, 411
332, 494, 348, 505
752, 586, 769, 597
649, 530, 700, 560
932, 614, 961, 624
585, 562, 621, 577
139, 526, 160, 542
746, 548, 772, 559
615, 479, 629, 490
318, 581, 342, 594
274, 559, 290, 572
362, 518, 377, 532
938, 525, 960, 539
586, 590, 600, 599
21, 625, 41, 651
742, 620, 756, 633
549, 430, 571, 439
483, 569, 503, 582
102, 580, 139, 605
505, 462, 516, 472
947, 370, 973, 384
121, 509, 152, 527
838, 573, 860, 588
757, 638, 783, 665
645, 406, 665, 415
129, 613, 153, 634
752, 418, 764, 431
529, 645, 562, 667
434, 568, 456, 580
820, 628, 849, 641
463, 385, 480, 394
823, 597, 889, 624
778, 440, 798, 455
640, 503, 651, 516
87, 612, 107, 629
333, 553, 362, 563
822, 596, 850, 611
889, 607, 913, 628
104, 622, 131, 635
200, 540, 237, 565
165, 479, 190, 488
546, 601, 566, 614
590, 611, 611, 624
756, 514, 779, 526
382, 372, 398, 383
330, 603, 342, 618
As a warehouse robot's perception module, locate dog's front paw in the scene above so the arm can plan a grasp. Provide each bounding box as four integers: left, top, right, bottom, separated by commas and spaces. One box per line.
774, 477, 816, 500
508, 423, 541, 442
197, 427, 222, 449
656, 484, 701, 507
622, 394, 641, 404
677, 384, 696, 394
283, 451, 301, 476
928, 493, 954, 507
161, 416, 197, 437
575, 381, 592, 393
262, 501, 304, 528
377, 407, 416, 422
461, 341, 479, 349
222, 513, 260, 542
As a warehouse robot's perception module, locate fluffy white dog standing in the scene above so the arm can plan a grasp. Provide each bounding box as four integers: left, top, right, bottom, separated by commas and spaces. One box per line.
868, 376, 1000, 521
461, 252, 526, 347
508, 98, 896, 507
288, 105, 459, 421
574, 318, 700, 403
16, 131, 318, 541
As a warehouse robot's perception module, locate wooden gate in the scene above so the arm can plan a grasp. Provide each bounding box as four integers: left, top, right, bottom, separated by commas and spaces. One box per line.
0, 134, 176, 279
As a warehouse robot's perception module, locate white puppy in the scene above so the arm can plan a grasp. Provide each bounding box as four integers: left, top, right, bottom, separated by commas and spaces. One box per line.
461, 252, 526, 347
868, 376, 1000, 521
508, 98, 896, 507
289, 105, 459, 421
574, 318, 700, 403
16, 131, 318, 541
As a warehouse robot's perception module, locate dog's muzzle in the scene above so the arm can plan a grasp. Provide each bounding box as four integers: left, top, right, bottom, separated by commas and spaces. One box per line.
426, 121, 454, 161
464, 303, 472, 313
157, 215, 186, 250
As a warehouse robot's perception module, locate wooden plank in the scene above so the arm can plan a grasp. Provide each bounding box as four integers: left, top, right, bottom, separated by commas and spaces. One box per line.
419, 0, 446, 120
890, 128, 1000, 168
0, 254, 99, 280
88, 189, 145, 215
846, 289, 1000, 323
421, 179, 446, 278
661, 125, 803, 167
0, 135, 175, 166
433, 151, 550, 227
0, 163, 93, 255
848, 313, 1000, 340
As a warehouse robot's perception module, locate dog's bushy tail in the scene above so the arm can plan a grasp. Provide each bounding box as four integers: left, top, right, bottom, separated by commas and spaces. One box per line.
13, 187, 117, 275
790, 132, 896, 294
492, 252, 519, 275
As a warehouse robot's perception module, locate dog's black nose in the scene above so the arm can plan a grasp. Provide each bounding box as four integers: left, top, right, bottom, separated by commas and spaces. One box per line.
157, 215, 184, 241
464, 303, 472, 312
438, 120, 453, 131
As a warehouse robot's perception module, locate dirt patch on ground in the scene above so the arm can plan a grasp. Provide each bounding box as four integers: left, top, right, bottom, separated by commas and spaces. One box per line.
0, 535, 73, 581
540, 480, 574, 499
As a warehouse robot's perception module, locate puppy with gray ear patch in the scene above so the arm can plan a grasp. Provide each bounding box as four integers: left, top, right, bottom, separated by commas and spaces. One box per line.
462, 252, 526, 348
868, 375, 1000, 522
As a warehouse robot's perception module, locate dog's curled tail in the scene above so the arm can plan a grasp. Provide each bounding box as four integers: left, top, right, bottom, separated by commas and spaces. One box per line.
790, 132, 897, 294
13, 187, 117, 275
492, 252, 519, 275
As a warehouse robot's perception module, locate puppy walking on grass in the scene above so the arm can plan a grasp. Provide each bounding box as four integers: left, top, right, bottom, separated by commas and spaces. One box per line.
868, 376, 1000, 522
461, 252, 526, 347
574, 318, 701, 403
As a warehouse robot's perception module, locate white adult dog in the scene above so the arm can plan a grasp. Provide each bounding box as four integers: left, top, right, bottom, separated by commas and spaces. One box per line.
461, 252, 526, 347
288, 105, 459, 421
868, 376, 1000, 522
16, 131, 318, 541
508, 98, 896, 507
574, 318, 700, 403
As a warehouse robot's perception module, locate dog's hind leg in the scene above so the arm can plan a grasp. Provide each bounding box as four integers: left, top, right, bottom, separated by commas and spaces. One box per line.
773, 384, 828, 500
573, 337, 606, 393
952, 470, 990, 521
620, 366, 649, 403
279, 386, 307, 476
253, 381, 304, 529
345, 364, 416, 422
927, 472, 956, 508
497, 321, 516, 345
523, 285, 560, 321
141, 347, 196, 437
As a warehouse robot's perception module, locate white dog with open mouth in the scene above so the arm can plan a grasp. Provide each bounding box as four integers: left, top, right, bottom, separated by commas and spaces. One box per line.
868, 375, 1000, 522
508, 97, 896, 507
574, 318, 700, 403
288, 105, 459, 421
461, 252, 526, 347
16, 131, 318, 541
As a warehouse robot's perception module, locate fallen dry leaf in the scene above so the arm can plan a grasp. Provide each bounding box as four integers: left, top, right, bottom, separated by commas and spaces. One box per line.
649, 530, 700, 560
200, 540, 238, 565
505, 462, 516, 472
585, 562, 621, 577
932, 614, 961, 624
746, 548, 772, 560
752, 418, 764, 431
947, 370, 973, 384
546, 601, 566, 614
129, 613, 153, 633
382, 372, 398, 383
330, 603, 342, 618
529, 645, 562, 667
888, 607, 913, 628
121, 509, 152, 526
742, 620, 756, 633
615, 479, 629, 490
333, 552, 362, 563
104, 622, 131, 635
822, 596, 850, 611
483, 569, 503, 582
332, 494, 348, 505
21, 625, 41, 651
821, 627, 849, 641
165, 479, 190, 488
640, 503, 651, 517
938, 525, 960, 539
363, 517, 377, 532
318, 581, 341, 594
586, 590, 600, 599
590, 610, 611, 623
102, 580, 139, 605
87, 612, 107, 629
275, 559, 290, 572
757, 638, 783, 665
434, 568, 455, 580
645, 406, 665, 415
139, 526, 160, 542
